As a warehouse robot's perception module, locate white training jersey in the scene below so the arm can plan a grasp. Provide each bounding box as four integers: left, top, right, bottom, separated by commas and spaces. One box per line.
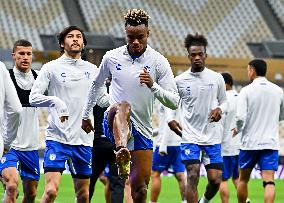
82, 45, 179, 139
30, 55, 106, 147
236, 77, 284, 150
172, 68, 227, 145
0, 62, 22, 156
221, 89, 240, 156
154, 103, 181, 151
4, 67, 39, 151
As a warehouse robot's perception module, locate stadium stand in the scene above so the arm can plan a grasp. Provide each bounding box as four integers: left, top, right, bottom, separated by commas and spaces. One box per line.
0, 0, 69, 51
78, 0, 275, 58
268, 0, 284, 27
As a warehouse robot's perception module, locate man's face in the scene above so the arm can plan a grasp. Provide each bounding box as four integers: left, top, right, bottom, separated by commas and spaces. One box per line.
61, 29, 84, 54
125, 24, 149, 56
247, 65, 255, 82
12, 46, 32, 73
188, 46, 207, 72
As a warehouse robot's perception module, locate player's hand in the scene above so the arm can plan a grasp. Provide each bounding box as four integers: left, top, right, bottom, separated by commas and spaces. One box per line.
208, 107, 222, 122
139, 68, 153, 88
81, 119, 95, 134
168, 120, 182, 137
231, 128, 238, 137
60, 116, 69, 123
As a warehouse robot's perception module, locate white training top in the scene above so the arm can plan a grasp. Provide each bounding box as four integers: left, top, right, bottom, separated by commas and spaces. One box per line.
154, 103, 181, 152
82, 45, 179, 139
4, 67, 39, 151
0, 62, 22, 154
221, 89, 240, 156
30, 55, 107, 147
170, 68, 227, 145
236, 77, 284, 150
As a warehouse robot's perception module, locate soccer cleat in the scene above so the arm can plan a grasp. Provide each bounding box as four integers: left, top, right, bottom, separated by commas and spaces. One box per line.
246, 198, 250, 203
116, 147, 131, 179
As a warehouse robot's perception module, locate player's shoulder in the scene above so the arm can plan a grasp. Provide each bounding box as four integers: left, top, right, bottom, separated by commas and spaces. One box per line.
146, 45, 168, 62
104, 45, 126, 58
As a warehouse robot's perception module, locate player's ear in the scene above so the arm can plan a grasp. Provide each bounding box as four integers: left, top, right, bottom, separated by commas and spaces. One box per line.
147, 29, 150, 37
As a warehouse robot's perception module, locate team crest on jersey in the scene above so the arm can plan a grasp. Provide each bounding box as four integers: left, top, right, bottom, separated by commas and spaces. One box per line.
49, 154, 56, 161
85, 71, 90, 79
115, 64, 122, 70
184, 149, 191, 155
186, 86, 191, 95
143, 66, 151, 73
61, 72, 66, 82
1, 157, 6, 164
208, 83, 214, 89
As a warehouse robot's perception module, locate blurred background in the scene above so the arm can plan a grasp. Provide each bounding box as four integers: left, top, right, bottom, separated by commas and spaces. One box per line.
0, 0, 284, 175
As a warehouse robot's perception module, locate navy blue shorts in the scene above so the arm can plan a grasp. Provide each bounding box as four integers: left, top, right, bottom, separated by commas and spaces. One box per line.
44, 140, 92, 176
0, 149, 40, 181
222, 155, 239, 180
152, 146, 185, 173
239, 149, 278, 171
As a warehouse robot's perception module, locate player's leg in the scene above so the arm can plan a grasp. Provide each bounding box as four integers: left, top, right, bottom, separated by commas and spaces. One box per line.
171, 146, 186, 202
41, 140, 67, 202
150, 170, 162, 202
181, 143, 202, 203
259, 150, 279, 203
89, 139, 112, 201
219, 156, 233, 203
22, 180, 38, 203
150, 146, 165, 203
107, 102, 131, 178
108, 160, 126, 203
130, 149, 152, 203
237, 150, 257, 203
20, 150, 40, 203
0, 149, 20, 202
200, 144, 223, 202
71, 145, 92, 203
124, 178, 133, 203
99, 171, 111, 203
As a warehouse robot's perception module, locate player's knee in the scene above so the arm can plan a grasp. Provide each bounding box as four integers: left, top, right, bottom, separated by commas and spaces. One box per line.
263, 181, 275, 188
25, 191, 37, 202
133, 185, 147, 199
77, 188, 89, 202
208, 176, 222, 187
118, 101, 131, 113
45, 187, 59, 200
6, 183, 18, 197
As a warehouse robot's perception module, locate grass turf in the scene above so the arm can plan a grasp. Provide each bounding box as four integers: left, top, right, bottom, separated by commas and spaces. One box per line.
0, 175, 283, 202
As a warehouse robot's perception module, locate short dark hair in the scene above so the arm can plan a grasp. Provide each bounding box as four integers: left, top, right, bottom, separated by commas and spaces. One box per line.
13, 39, 32, 52
248, 59, 267, 76
184, 33, 208, 52
124, 9, 151, 27
57, 25, 87, 53
221, 72, 234, 86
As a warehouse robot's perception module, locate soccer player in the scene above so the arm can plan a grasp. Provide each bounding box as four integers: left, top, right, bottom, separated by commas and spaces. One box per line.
0, 40, 40, 203
81, 9, 179, 202
168, 33, 227, 203
150, 103, 186, 203
236, 59, 284, 203
0, 61, 22, 159
29, 26, 108, 203
219, 72, 240, 203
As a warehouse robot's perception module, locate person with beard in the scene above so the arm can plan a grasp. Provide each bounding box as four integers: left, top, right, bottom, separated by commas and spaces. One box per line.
29, 26, 108, 203
81, 9, 179, 202
167, 33, 227, 203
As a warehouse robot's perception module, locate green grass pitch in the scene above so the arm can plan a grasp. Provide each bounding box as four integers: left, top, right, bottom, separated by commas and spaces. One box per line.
0, 175, 283, 202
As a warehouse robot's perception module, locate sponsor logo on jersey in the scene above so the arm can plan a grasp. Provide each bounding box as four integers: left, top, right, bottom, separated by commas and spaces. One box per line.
85, 71, 90, 79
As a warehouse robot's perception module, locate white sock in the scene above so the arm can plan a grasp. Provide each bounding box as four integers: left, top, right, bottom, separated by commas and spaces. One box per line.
199, 195, 210, 203
181, 200, 187, 203
149, 201, 157, 203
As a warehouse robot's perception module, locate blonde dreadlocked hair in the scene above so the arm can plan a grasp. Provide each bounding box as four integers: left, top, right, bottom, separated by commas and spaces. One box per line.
124, 9, 151, 27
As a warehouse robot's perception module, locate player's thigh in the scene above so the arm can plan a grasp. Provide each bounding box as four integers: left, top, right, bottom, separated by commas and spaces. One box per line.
22, 179, 38, 194
44, 171, 62, 190
73, 178, 90, 193
130, 150, 152, 185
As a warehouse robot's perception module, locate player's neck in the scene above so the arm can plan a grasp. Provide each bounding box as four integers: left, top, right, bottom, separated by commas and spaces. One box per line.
64, 51, 81, 59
